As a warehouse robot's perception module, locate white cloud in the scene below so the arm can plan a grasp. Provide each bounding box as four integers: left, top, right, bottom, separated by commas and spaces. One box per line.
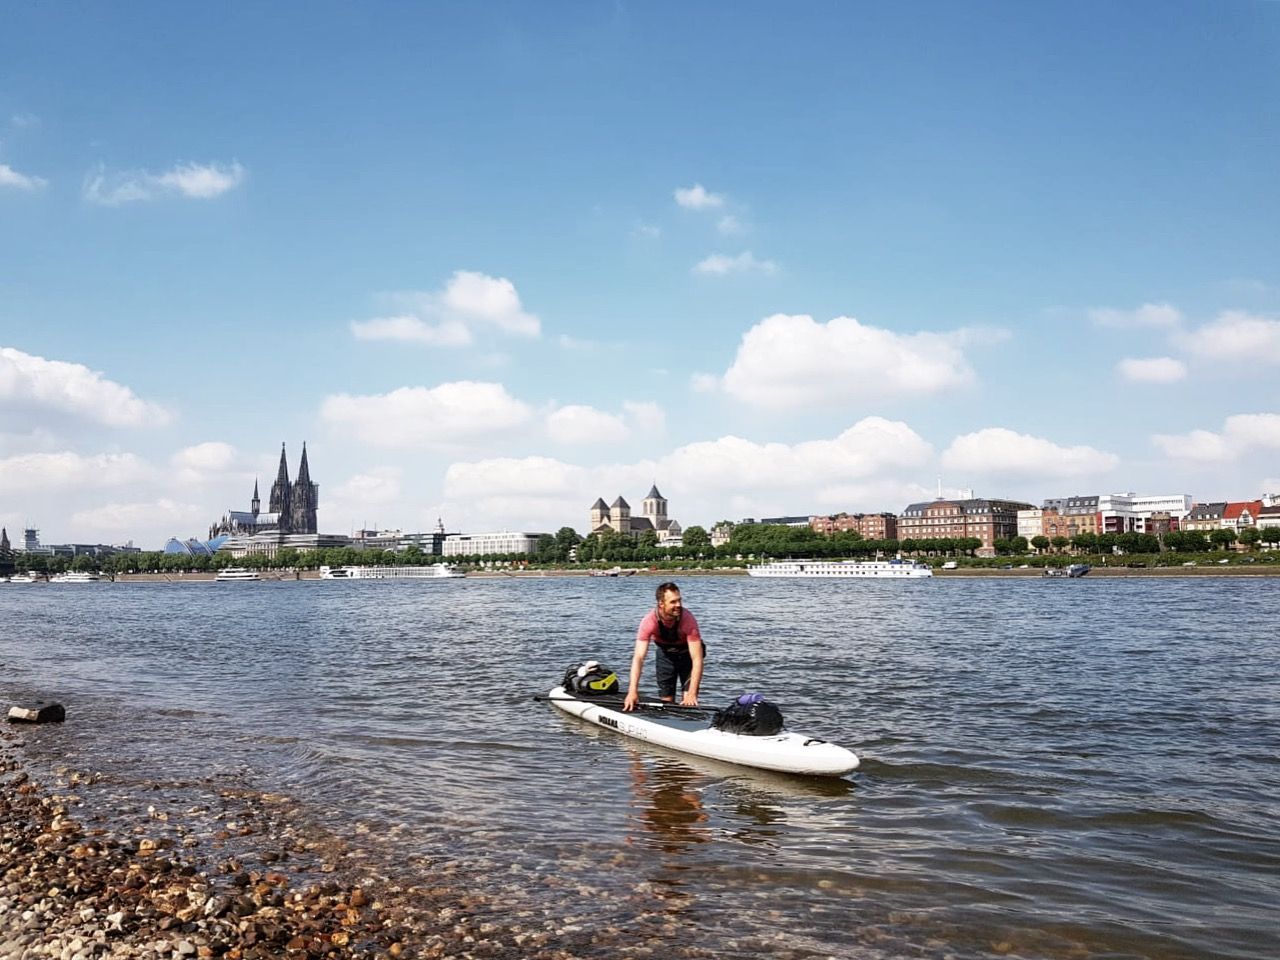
1154, 413, 1280, 462
320, 467, 405, 531
623, 401, 665, 435
1176, 310, 1280, 363
170, 442, 241, 485
83, 161, 246, 205
70, 498, 202, 541
0, 452, 153, 494
321, 381, 533, 449
719, 313, 975, 410
1117, 356, 1187, 384
693, 251, 778, 276
547, 405, 628, 445
941, 427, 1120, 479
355, 271, 540, 347
717, 215, 744, 236
1089, 303, 1183, 329
674, 183, 724, 210
0, 163, 47, 190
0, 347, 172, 427
441, 417, 932, 532
690, 372, 720, 393
350, 315, 472, 347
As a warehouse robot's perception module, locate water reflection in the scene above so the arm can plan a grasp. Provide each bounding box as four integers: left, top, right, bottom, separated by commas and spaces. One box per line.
627, 755, 710, 855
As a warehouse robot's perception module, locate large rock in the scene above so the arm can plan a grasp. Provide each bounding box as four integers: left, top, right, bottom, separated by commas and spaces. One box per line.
7, 702, 66, 723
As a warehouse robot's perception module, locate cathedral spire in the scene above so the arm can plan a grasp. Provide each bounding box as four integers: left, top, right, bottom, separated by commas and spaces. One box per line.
251, 478, 260, 517
268, 442, 292, 519
296, 442, 311, 486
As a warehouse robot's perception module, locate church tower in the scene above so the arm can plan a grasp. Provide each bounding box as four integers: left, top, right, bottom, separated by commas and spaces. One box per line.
250, 479, 261, 518
610, 496, 631, 535
268, 443, 292, 524
590, 498, 608, 531
289, 443, 319, 535
642, 484, 668, 528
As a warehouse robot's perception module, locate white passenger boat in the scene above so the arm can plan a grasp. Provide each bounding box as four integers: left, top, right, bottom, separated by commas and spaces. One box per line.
215, 567, 261, 582
318, 563, 464, 580
6, 573, 37, 583
546, 687, 859, 777
49, 571, 101, 583
747, 558, 933, 579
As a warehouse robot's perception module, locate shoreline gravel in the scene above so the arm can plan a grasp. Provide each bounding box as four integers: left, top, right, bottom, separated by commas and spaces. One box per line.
0, 725, 602, 960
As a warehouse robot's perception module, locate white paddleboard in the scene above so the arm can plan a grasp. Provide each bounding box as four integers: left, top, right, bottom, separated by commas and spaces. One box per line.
547, 686, 859, 777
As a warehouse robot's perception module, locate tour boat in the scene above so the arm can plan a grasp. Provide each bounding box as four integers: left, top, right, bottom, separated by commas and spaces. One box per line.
747, 558, 934, 579
216, 567, 261, 582
48, 571, 101, 583
318, 563, 464, 580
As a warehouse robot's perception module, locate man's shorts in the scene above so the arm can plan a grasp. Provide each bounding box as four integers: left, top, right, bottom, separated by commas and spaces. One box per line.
654, 643, 705, 699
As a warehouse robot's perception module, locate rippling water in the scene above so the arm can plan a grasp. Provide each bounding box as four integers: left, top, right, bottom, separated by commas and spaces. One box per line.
3, 575, 1278, 959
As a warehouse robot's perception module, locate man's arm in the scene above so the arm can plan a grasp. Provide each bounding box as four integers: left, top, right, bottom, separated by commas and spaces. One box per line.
681, 637, 704, 707
623, 638, 649, 711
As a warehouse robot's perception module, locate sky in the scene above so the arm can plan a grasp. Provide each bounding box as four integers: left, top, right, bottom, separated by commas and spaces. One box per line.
2, 2, 1279, 550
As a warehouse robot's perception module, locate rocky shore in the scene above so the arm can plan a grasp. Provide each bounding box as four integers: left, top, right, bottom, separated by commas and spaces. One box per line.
0, 726, 608, 960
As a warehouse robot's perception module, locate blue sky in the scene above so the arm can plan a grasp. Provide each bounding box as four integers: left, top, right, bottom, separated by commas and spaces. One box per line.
2, 2, 1279, 549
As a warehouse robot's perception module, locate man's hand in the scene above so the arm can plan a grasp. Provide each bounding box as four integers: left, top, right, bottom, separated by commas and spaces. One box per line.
623, 690, 639, 712
680, 690, 699, 707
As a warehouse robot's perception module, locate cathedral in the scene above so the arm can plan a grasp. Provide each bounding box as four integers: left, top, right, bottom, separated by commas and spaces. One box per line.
589, 485, 682, 542
209, 443, 319, 540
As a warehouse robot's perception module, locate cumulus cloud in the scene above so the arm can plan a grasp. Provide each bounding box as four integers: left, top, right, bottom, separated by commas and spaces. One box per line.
717, 215, 745, 236
0, 163, 47, 190
622, 401, 665, 435
1089, 303, 1183, 329
1176, 310, 1280, 364
719, 313, 975, 410
547, 405, 628, 445
693, 251, 778, 276
941, 427, 1120, 479
0, 452, 153, 494
1153, 413, 1280, 462
320, 381, 533, 449
83, 161, 246, 205
352, 271, 540, 346
1117, 356, 1187, 384
674, 184, 724, 210
351, 315, 472, 347
169, 442, 242, 485
320, 467, 405, 530
70, 498, 202, 540
440, 417, 933, 531
0, 347, 172, 427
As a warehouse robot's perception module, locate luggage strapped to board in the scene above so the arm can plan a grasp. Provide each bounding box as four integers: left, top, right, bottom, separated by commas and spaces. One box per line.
711, 692, 784, 736
563, 660, 619, 697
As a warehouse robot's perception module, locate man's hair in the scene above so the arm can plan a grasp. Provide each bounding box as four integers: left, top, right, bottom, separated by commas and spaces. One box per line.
656, 581, 680, 603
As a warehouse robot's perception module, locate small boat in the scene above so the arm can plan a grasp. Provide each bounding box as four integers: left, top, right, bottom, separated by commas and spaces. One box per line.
318, 563, 464, 580
6, 573, 37, 583
216, 567, 261, 582
49, 571, 100, 583
546, 686, 860, 777
589, 566, 634, 578
747, 558, 933, 579
1043, 563, 1091, 578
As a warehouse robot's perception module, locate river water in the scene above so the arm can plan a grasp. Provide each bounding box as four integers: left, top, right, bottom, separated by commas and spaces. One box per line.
2, 574, 1277, 959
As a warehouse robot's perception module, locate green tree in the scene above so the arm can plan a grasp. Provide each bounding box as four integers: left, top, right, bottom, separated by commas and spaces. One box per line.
1210, 528, 1238, 550
1031, 535, 1050, 553
1050, 536, 1070, 553
1238, 527, 1261, 550
683, 525, 710, 550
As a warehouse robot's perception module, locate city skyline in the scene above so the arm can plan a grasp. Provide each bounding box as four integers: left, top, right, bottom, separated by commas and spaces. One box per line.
3, 4, 1279, 550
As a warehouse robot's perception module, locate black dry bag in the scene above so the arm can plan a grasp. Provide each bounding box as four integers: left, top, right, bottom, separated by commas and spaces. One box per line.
712, 693, 784, 736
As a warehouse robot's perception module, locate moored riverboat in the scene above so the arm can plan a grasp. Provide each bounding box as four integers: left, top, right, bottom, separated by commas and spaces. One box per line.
747, 558, 933, 579
318, 563, 464, 580
216, 567, 261, 582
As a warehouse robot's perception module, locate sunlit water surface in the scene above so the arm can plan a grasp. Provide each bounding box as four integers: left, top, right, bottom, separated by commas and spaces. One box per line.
2, 575, 1277, 959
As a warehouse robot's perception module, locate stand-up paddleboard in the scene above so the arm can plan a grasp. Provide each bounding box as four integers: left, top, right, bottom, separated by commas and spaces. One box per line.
545, 686, 859, 777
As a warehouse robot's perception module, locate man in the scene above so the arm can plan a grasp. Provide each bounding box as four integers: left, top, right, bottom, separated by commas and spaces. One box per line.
624, 581, 705, 711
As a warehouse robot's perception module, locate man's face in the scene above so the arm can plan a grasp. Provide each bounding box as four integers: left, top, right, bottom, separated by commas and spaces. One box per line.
658, 589, 682, 622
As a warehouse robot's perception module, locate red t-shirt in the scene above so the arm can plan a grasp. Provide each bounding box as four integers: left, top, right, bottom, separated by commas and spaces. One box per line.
636, 608, 701, 648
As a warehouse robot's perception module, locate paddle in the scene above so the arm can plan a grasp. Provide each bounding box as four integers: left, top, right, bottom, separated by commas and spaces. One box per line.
534, 693, 720, 719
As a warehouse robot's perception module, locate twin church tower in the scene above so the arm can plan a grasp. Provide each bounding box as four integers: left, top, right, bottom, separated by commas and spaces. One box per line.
208, 442, 318, 540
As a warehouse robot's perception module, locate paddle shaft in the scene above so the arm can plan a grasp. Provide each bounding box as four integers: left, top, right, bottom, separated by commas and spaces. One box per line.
534, 694, 718, 718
